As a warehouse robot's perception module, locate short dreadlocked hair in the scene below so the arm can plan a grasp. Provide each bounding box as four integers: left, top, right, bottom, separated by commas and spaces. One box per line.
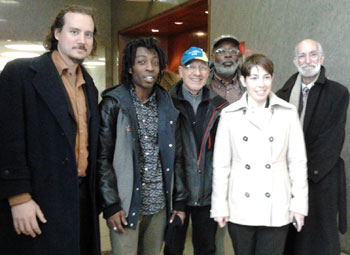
121, 37, 167, 86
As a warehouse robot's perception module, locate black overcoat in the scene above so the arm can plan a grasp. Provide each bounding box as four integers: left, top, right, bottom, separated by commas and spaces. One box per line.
0, 52, 100, 255
276, 66, 348, 255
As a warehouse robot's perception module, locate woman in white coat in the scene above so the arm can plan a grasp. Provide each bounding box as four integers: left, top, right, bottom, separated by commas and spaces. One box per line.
210, 54, 308, 255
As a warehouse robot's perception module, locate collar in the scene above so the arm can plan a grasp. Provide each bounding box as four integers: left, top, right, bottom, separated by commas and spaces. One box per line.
182, 85, 203, 100
130, 86, 157, 105
301, 72, 320, 90
225, 91, 294, 112
51, 50, 85, 86
213, 70, 238, 84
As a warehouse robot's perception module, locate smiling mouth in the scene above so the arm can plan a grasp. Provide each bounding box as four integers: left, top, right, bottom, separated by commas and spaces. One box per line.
144, 76, 155, 82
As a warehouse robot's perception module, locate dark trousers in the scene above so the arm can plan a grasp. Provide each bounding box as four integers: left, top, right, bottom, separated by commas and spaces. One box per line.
164, 205, 217, 255
228, 222, 289, 255
79, 178, 93, 255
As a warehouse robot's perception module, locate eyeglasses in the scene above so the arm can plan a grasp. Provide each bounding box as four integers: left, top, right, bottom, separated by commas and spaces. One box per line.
297, 52, 319, 62
183, 64, 209, 72
215, 48, 240, 56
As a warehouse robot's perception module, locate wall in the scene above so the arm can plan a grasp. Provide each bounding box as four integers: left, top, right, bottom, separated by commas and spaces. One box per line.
211, 0, 350, 252
110, 0, 189, 85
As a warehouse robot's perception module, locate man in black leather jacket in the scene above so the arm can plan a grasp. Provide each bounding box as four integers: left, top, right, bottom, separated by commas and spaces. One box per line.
164, 47, 228, 255
97, 37, 186, 255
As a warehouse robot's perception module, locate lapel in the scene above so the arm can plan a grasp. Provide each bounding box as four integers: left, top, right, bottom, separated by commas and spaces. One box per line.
302, 67, 327, 133
303, 82, 322, 133
81, 66, 99, 146
30, 53, 75, 149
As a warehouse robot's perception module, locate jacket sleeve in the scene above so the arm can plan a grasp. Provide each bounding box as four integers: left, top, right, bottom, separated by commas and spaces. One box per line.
210, 112, 231, 218
306, 85, 349, 183
287, 108, 308, 216
172, 119, 188, 212
97, 97, 122, 219
0, 60, 32, 200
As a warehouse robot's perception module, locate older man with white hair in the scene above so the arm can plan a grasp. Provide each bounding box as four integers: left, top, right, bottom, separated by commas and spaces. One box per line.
277, 39, 348, 255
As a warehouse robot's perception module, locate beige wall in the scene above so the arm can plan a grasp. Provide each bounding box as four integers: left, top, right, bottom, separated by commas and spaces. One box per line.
211, 0, 350, 252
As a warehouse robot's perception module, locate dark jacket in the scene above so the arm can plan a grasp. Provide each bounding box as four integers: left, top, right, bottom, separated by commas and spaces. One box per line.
277, 66, 348, 255
97, 83, 185, 229
0, 53, 100, 255
170, 80, 228, 207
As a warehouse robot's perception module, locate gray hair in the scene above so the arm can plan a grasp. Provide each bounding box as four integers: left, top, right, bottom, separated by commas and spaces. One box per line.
294, 39, 324, 57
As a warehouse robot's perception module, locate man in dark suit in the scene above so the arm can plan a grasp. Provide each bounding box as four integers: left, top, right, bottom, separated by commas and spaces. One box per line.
0, 5, 100, 255
277, 39, 348, 255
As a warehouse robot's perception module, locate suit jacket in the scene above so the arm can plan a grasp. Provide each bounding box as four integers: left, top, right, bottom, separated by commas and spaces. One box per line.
277, 66, 348, 255
0, 52, 100, 255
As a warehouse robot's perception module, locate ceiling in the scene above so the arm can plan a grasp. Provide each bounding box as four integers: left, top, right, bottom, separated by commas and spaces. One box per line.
120, 0, 208, 36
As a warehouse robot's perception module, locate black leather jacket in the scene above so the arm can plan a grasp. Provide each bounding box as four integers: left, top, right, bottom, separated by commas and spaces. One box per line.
97, 84, 186, 228
170, 81, 228, 207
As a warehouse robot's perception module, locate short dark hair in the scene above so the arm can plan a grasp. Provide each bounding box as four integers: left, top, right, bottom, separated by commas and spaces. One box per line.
43, 5, 97, 56
241, 54, 274, 78
121, 37, 167, 86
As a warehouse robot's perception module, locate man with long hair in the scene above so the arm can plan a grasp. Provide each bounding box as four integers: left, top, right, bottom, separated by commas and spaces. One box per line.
0, 5, 100, 255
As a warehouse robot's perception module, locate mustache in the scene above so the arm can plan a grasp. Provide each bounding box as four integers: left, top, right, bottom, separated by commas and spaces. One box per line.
73, 45, 87, 51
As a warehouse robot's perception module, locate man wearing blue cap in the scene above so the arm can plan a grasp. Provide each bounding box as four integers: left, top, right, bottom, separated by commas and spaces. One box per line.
164, 47, 228, 255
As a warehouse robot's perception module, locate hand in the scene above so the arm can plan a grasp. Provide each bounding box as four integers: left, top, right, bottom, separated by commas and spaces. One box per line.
289, 211, 305, 232
11, 200, 47, 238
170, 210, 186, 224
214, 217, 229, 228
107, 210, 128, 234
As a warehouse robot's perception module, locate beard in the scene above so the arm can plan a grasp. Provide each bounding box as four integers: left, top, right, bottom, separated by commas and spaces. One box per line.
214, 60, 239, 79
297, 62, 321, 77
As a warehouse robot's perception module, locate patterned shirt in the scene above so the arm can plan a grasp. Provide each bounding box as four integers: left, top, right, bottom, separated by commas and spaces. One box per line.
130, 88, 165, 215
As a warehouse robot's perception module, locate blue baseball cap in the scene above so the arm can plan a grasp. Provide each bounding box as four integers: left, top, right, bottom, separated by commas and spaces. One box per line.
181, 47, 209, 66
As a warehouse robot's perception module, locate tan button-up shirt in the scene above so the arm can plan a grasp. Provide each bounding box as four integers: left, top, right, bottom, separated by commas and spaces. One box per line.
52, 50, 89, 177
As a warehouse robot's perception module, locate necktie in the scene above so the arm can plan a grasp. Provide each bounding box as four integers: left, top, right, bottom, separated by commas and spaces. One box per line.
298, 87, 310, 115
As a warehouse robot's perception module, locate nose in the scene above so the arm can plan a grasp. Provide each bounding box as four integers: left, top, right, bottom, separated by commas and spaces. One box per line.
305, 54, 311, 64
146, 61, 154, 71
78, 33, 86, 44
193, 67, 201, 75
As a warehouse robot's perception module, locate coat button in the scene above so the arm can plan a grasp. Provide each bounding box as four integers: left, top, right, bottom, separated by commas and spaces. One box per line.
136, 187, 139, 191
269, 137, 274, 142
166, 168, 170, 172
3, 169, 10, 176
245, 164, 250, 170
265, 192, 271, 198
245, 192, 250, 198
169, 120, 174, 124
314, 170, 319, 175
265, 164, 271, 169
132, 212, 136, 216
61, 132, 65, 136
243, 136, 248, 141
169, 144, 173, 148
130, 223, 134, 227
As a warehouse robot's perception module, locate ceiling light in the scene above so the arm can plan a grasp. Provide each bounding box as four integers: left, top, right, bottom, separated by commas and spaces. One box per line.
0, 0, 20, 4
1, 52, 40, 58
5, 44, 46, 52
205, 11, 208, 14
152, 29, 159, 33
84, 66, 96, 69
98, 57, 105, 61
83, 61, 105, 66
195, 32, 206, 37
174, 21, 183, 25
0, 18, 7, 22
